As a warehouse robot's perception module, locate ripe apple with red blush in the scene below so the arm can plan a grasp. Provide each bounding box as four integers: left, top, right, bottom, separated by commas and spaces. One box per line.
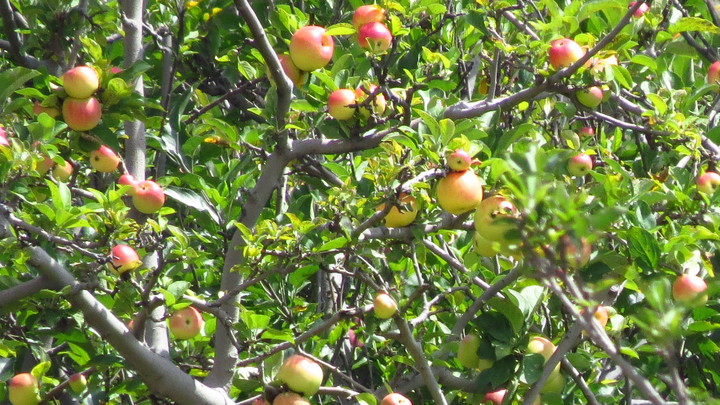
358, 22, 392, 53
376, 193, 418, 228
33, 101, 61, 118
381, 393, 412, 405
673, 274, 708, 306
447, 149, 480, 172
708, 61, 720, 87
567, 153, 593, 177
355, 84, 386, 117
579, 126, 595, 137
68, 373, 87, 393
289, 26, 334, 72
277, 354, 323, 396
327, 89, 357, 120
482, 388, 507, 405
353, 5, 385, 29
110, 244, 142, 274
548, 38, 585, 69
62, 65, 99, 99
272, 392, 309, 405
436, 170, 484, 215
374, 292, 398, 319
168, 306, 205, 339
62, 97, 102, 131
8, 372, 40, 405
628, 1, 649, 18
697, 171, 720, 194
132, 180, 166, 214
53, 159, 73, 182
90, 145, 120, 172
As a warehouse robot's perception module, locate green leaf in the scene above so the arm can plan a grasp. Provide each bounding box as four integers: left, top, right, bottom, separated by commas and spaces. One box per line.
325, 23, 356, 36
626, 227, 661, 272
668, 17, 720, 34
520, 353, 545, 384
164, 187, 221, 224
315, 236, 348, 252
0, 67, 40, 103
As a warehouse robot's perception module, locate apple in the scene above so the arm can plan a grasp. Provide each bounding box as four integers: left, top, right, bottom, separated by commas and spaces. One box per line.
109, 244, 142, 274
253, 398, 271, 405
327, 89, 357, 120
576, 86, 603, 108
381, 393, 412, 405
579, 126, 595, 137
37, 156, 54, 176
473, 196, 518, 243
68, 373, 87, 393
358, 22, 392, 53
482, 388, 507, 405
33, 101, 60, 118
708, 61, 720, 86
62, 97, 102, 131
589, 55, 618, 75
457, 333, 481, 368
697, 171, 720, 194
90, 145, 120, 172
672, 274, 708, 306
268, 54, 308, 88
272, 392, 310, 405
355, 84, 386, 117
581, 305, 609, 329
109, 66, 123, 74
62, 65, 99, 99
352, 5, 385, 29
548, 38, 585, 69
119, 173, 139, 195
52, 159, 73, 182
528, 336, 556, 361
132, 180, 166, 214
473, 232, 498, 257
289, 26, 334, 72
447, 149, 480, 171
374, 292, 398, 319
563, 236, 592, 268
436, 170, 484, 215
277, 354, 323, 396
377, 193, 418, 228
541, 370, 565, 394
8, 373, 40, 405
347, 328, 364, 348
0, 127, 8, 148
628, 1, 649, 18
168, 306, 205, 339
567, 153, 593, 177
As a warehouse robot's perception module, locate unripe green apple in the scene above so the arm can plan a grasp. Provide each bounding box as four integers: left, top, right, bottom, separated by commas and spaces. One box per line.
90, 145, 120, 172
377, 193, 418, 228
277, 354, 323, 396
8, 373, 40, 405
168, 306, 205, 339
289, 26, 334, 72
327, 89, 357, 120
352, 5, 386, 29
374, 292, 398, 319
272, 392, 310, 405
473, 195, 518, 243
62, 97, 102, 131
473, 232, 498, 257
52, 159, 73, 182
697, 171, 720, 194
355, 84, 386, 117
381, 393, 412, 405
132, 180, 166, 214
109, 244, 142, 274
62, 65, 100, 99
457, 334, 481, 368
576, 86, 603, 108
548, 38, 585, 69
436, 170, 484, 215
567, 153, 593, 177
358, 22, 392, 53
672, 274, 708, 306
541, 370, 565, 394
68, 373, 87, 393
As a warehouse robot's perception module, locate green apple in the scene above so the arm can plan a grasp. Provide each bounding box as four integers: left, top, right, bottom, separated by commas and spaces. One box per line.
62, 65, 99, 99
541, 370, 565, 394
374, 292, 398, 319
8, 373, 40, 405
68, 373, 87, 393
355, 84, 386, 117
548, 38, 584, 69
436, 170, 484, 215
62, 97, 102, 131
327, 89, 357, 120
381, 393, 412, 405
109, 244, 142, 274
277, 354, 323, 396
457, 334, 481, 368
132, 180, 166, 214
52, 159, 73, 182
672, 274, 708, 306
352, 5, 385, 29
473, 232, 498, 257
289, 26, 334, 72
377, 193, 418, 228
168, 306, 205, 339
473, 195, 518, 243
358, 22, 392, 53
90, 145, 120, 172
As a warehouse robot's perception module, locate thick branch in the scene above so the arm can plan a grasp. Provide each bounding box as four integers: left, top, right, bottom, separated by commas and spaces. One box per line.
0, 276, 54, 307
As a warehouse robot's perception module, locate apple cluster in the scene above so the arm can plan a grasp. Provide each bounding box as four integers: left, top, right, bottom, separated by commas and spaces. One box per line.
353, 5, 392, 54
59, 65, 103, 132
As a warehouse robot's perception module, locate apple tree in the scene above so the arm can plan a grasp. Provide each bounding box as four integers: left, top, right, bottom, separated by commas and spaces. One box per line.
1, 0, 720, 404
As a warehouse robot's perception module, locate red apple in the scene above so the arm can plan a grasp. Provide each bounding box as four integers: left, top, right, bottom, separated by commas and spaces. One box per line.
548, 38, 585, 69
90, 145, 120, 172
37, 156, 54, 176
327, 89, 357, 120
697, 171, 720, 194
381, 393, 412, 405
567, 153, 593, 177
709, 61, 720, 86
358, 22, 392, 53
168, 306, 205, 339
68, 373, 87, 393
277, 354, 323, 396
289, 26, 334, 72
33, 101, 60, 118
119, 174, 139, 195
473, 195, 519, 243
377, 193, 418, 228
482, 389, 507, 405
579, 126, 595, 137
628, 1, 649, 18
52, 159, 73, 182
347, 328, 364, 348
374, 292, 398, 319
268, 54, 308, 87
62, 65, 99, 99
0, 127, 8, 148
109, 66, 123, 74
436, 170, 484, 215
62, 97, 102, 131
272, 392, 310, 405
447, 149, 480, 171
355, 84, 386, 117
132, 180, 166, 214
672, 274, 708, 306
109, 244, 142, 274
576, 86, 604, 108
8, 373, 40, 405
352, 5, 386, 29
